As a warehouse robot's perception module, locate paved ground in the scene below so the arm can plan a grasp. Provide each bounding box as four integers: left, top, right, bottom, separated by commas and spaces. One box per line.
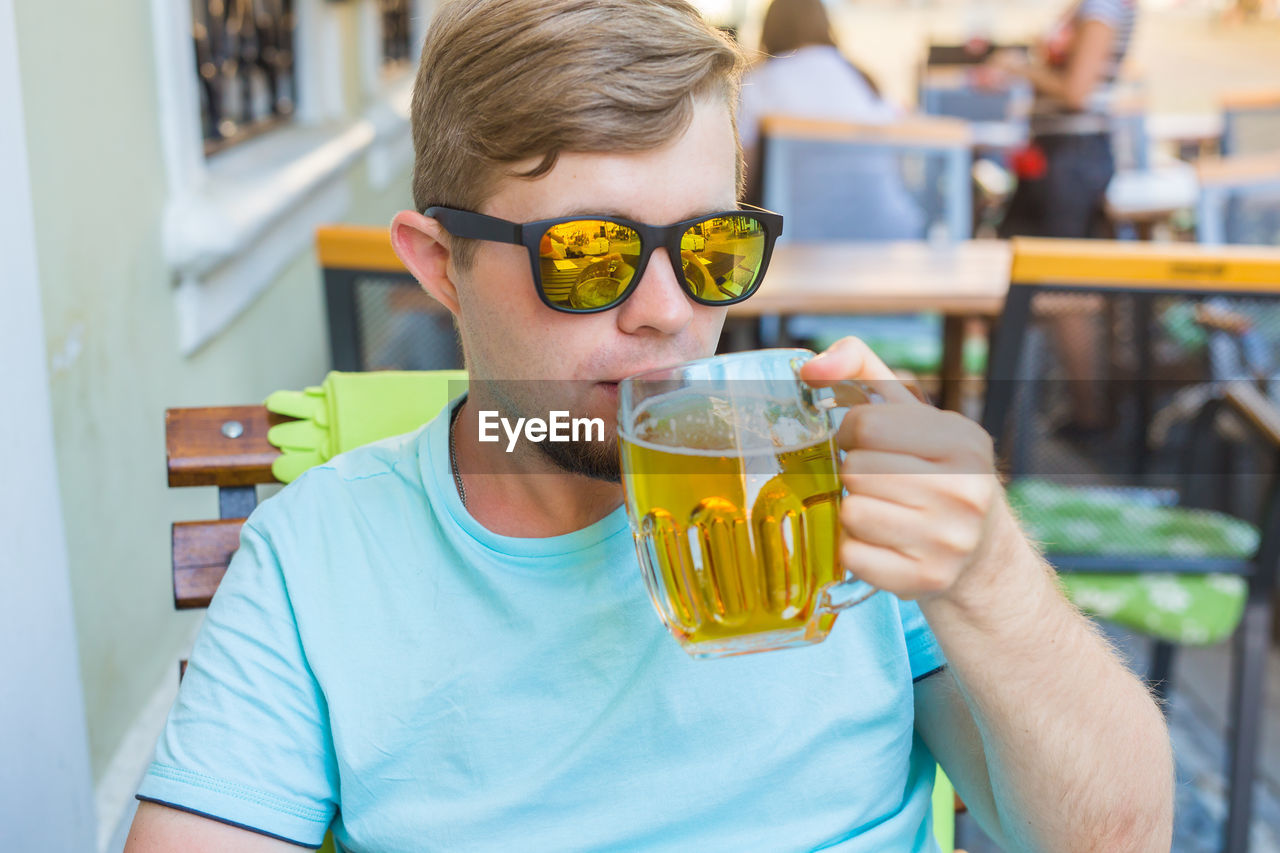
955, 628, 1280, 851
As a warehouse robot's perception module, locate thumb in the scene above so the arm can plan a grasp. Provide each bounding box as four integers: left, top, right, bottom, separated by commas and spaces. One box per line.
798, 337, 919, 405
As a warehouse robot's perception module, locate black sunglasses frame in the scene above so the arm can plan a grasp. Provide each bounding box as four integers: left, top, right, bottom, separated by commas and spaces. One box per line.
425, 205, 784, 314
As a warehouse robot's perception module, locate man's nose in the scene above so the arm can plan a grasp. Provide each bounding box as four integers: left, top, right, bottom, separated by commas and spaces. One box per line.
615, 248, 694, 336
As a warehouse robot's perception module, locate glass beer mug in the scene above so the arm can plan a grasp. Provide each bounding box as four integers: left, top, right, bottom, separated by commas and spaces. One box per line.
618, 349, 879, 659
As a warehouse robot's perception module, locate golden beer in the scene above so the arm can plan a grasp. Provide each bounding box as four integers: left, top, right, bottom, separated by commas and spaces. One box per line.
620, 408, 846, 657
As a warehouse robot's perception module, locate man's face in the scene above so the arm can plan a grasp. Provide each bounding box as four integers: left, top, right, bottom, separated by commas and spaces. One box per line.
452, 97, 740, 480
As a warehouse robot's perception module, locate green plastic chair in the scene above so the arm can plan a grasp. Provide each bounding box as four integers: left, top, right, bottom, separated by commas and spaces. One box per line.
267, 370, 959, 852
932, 766, 957, 852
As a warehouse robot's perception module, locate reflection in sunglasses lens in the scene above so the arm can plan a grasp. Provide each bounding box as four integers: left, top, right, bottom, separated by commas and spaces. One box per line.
538, 220, 641, 310
682, 215, 766, 303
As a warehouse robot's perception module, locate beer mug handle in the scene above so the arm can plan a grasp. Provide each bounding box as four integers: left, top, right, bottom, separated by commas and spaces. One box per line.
823, 574, 878, 611
808, 378, 886, 411
805, 377, 884, 612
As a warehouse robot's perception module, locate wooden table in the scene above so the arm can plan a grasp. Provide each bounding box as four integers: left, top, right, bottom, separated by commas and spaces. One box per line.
728, 240, 1013, 411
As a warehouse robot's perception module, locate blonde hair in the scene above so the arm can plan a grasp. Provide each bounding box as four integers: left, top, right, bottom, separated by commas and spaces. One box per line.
411, 0, 747, 268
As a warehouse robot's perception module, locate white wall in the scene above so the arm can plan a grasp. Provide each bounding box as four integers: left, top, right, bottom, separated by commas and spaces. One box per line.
0, 0, 97, 848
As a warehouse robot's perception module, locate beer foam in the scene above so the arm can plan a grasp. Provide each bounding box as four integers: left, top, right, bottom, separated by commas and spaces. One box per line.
624, 392, 827, 457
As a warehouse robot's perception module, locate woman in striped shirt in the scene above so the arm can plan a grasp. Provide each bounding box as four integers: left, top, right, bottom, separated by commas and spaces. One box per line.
985, 0, 1137, 437
989, 0, 1138, 239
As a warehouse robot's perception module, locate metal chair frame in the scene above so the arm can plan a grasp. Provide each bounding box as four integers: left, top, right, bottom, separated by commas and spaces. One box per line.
317, 226, 460, 372
1197, 154, 1280, 247
1221, 92, 1280, 157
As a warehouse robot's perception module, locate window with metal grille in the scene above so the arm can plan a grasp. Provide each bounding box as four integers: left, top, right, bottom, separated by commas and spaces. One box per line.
380, 0, 413, 73
191, 0, 298, 156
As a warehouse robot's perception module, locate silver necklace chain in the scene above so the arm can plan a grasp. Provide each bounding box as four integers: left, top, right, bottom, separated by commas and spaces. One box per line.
449, 403, 467, 507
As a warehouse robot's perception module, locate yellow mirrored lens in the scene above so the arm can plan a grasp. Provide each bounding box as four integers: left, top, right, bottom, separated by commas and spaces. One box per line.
538, 220, 641, 309
681, 216, 765, 302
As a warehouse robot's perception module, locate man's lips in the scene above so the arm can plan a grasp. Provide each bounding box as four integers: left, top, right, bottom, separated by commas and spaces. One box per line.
599, 364, 681, 384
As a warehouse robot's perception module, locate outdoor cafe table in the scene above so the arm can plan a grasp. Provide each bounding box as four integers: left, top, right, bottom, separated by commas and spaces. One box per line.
727, 240, 1013, 411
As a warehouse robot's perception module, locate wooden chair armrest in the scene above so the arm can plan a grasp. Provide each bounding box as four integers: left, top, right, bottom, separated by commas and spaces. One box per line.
1223, 382, 1280, 449
166, 405, 282, 487
1194, 303, 1252, 335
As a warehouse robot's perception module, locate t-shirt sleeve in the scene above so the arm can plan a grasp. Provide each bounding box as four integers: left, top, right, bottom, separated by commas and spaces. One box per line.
1078, 0, 1127, 27
136, 521, 338, 848
898, 597, 947, 681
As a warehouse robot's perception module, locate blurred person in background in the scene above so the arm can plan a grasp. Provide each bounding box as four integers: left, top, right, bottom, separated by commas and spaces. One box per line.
985, 0, 1138, 436
989, 0, 1137, 239
738, 0, 926, 238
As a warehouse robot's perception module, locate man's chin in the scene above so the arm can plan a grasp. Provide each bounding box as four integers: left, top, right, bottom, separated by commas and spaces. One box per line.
538, 437, 621, 483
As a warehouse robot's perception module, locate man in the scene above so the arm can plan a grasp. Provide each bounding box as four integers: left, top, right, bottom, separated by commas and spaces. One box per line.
127, 1, 1173, 850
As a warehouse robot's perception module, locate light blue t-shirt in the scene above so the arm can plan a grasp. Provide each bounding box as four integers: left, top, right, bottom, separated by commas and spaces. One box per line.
138, 400, 948, 852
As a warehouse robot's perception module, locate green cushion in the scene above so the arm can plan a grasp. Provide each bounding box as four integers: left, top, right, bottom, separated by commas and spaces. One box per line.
1059, 573, 1247, 645
1007, 479, 1253, 645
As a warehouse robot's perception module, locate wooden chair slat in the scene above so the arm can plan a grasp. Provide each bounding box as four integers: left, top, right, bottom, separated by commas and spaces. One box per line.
166, 406, 281, 487
172, 519, 244, 608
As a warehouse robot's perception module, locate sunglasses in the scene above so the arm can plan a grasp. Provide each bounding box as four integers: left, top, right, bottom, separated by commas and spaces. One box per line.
425, 205, 784, 313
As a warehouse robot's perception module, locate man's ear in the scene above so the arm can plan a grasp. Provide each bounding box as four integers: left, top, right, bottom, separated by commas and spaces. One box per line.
390, 210, 461, 316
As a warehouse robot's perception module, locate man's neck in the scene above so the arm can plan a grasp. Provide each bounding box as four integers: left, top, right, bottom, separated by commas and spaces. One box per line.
450, 398, 624, 538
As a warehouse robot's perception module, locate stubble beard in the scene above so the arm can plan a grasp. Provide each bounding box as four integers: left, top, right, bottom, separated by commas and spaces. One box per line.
536, 435, 621, 484
483, 381, 622, 483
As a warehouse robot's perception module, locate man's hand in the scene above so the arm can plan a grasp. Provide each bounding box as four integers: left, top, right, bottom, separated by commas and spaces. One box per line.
805, 337, 1174, 851
801, 336, 1010, 605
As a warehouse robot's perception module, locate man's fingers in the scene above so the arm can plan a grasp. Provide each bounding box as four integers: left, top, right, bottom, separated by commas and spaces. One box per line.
840, 493, 925, 554
799, 336, 919, 405
838, 539, 945, 600
841, 450, 935, 508
835, 405, 993, 466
